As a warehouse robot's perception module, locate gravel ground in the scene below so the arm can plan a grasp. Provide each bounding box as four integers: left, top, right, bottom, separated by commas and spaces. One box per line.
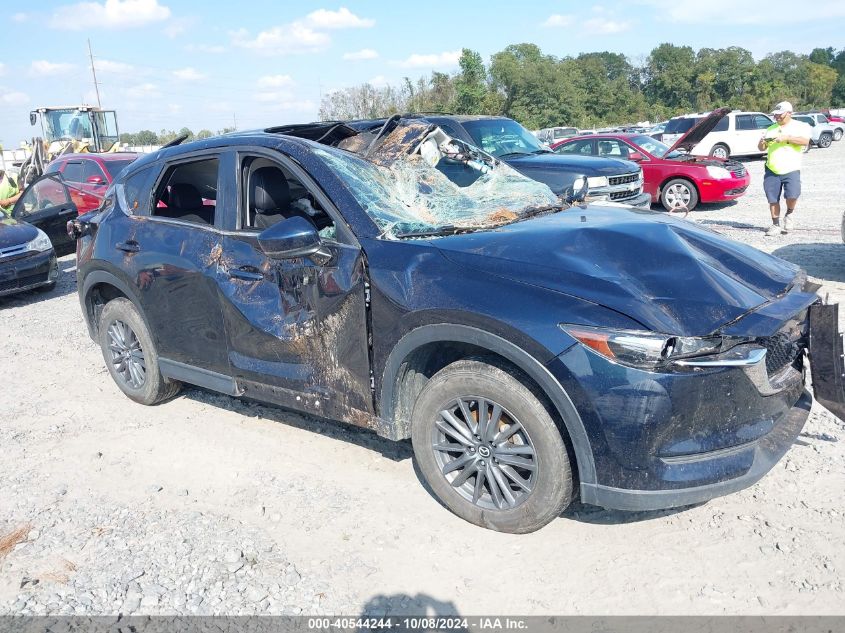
1, 141, 844, 617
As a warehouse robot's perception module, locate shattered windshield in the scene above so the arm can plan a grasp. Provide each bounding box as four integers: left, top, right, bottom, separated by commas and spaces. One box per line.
313, 143, 560, 238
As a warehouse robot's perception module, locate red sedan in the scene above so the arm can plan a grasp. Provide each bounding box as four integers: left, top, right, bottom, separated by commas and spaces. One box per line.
552, 122, 750, 211
44, 152, 139, 214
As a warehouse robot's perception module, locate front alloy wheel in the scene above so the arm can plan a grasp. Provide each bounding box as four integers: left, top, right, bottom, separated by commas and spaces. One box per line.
432, 397, 537, 510
411, 359, 573, 533
107, 319, 146, 389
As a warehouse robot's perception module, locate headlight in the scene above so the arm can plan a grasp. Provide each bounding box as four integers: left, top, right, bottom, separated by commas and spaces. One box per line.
586, 176, 608, 188
560, 324, 749, 369
706, 166, 731, 179
25, 229, 53, 253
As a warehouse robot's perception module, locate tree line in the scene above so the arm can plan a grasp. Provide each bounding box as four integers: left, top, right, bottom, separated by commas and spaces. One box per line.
119, 126, 236, 146
319, 43, 845, 129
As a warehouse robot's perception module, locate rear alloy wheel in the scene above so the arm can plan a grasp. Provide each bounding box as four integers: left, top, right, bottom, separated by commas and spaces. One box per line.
411, 359, 573, 533
710, 143, 730, 160
819, 133, 833, 148
98, 298, 181, 405
661, 178, 699, 212
834, 129, 843, 142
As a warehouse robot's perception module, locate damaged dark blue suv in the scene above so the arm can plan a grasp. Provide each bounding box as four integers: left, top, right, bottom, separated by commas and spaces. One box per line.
69, 118, 845, 533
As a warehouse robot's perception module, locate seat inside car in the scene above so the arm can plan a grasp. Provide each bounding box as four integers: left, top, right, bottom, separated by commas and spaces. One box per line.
167, 183, 213, 225
249, 166, 316, 230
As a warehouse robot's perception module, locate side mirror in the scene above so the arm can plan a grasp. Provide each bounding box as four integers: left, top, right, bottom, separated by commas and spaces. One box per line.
628, 151, 646, 162
258, 215, 323, 259
565, 175, 589, 204
86, 175, 105, 185
30, 112, 37, 126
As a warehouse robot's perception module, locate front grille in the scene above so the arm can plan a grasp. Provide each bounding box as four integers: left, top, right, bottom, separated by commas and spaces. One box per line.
0, 244, 28, 261
609, 173, 639, 187
610, 190, 638, 200
724, 186, 748, 196
725, 160, 746, 178
761, 332, 801, 375
0, 272, 48, 293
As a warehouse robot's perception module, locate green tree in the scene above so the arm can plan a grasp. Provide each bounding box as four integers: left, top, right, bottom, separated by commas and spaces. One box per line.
196, 129, 213, 140
453, 48, 488, 114
809, 47, 835, 67
645, 44, 696, 111
135, 130, 158, 145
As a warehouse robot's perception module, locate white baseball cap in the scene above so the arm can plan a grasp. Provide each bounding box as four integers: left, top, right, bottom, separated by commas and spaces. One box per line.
771, 101, 793, 115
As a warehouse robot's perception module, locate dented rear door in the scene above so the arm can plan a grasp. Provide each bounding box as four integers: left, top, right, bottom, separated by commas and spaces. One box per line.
215, 231, 374, 422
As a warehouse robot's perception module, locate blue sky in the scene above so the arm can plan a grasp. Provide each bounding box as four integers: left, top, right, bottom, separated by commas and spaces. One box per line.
1, 0, 841, 146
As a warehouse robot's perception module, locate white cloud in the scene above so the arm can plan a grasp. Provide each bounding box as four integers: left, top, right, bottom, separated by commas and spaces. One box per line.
0, 63, 5, 76
368, 75, 389, 88
173, 67, 207, 81
126, 82, 160, 99
343, 48, 378, 61
583, 18, 631, 34
12, 12, 27, 22
96, 59, 135, 75
393, 50, 461, 69
232, 23, 330, 55
50, 0, 171, 30
1, 88, 29, 106
305, 7, 374, 29
257, 75, 295, 89
186, 44, 227, 54
30, 60, 76, 76
542, 14, 574, 27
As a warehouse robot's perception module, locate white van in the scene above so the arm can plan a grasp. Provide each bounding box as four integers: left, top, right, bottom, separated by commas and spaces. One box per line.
660, 111, 774, 159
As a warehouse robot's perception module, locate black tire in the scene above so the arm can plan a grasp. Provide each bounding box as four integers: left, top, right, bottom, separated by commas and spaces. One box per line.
834, 129, 843, 142
660, 178, 699, 212
410, 359, 573, 533
819, 133, 833, 149
98, 298, 181, 405
709, 143, 730, 160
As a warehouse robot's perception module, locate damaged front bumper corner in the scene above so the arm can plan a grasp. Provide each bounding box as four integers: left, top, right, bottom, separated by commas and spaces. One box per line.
808, 302, 845, 421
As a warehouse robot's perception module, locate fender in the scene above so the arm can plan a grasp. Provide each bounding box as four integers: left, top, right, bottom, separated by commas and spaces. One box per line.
379, 323, 597, 486
79, 268, 145, 339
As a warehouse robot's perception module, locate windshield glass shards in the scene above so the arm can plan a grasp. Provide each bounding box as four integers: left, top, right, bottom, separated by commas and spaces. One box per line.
313, 122, 560, 239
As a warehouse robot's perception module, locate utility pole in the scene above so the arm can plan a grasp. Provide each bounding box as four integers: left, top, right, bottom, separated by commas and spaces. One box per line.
233, 113, 237, 131
88, 39, 101, 108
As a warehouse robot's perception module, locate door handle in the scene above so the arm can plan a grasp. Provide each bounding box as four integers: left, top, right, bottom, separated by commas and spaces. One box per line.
227, 266, 264, 281
58, 206, 76, 216
115, 240, 140, 253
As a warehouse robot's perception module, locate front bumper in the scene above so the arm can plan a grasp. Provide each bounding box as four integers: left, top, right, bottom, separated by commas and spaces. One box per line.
0, 249, 58, 297
698, 174, 752, 203
588, 191, 652, 209
580, 389, 811, 511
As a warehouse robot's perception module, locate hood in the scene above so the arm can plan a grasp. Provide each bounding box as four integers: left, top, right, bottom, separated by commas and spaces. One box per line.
668, 107, 731, 154
432, 206, 800, 336
505, 154, 640, 196
0, 217, 38, 249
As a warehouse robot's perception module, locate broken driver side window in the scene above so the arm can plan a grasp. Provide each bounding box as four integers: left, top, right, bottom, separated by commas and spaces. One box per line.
239, 156, 336, 240
151, 157, 219, 226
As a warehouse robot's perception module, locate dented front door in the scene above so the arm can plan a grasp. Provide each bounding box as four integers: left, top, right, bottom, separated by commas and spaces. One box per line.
214, 232, 374, 423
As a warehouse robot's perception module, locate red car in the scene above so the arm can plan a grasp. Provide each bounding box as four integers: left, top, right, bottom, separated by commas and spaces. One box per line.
45, 152, 139, 214
551, 109, 750, 211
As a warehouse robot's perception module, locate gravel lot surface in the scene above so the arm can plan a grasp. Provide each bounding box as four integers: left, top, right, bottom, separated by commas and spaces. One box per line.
1, 141, 844, 617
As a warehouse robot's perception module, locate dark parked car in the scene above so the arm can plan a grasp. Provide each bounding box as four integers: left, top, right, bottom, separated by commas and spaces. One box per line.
0, 216, 58, 297
68, 119, 844, 533
9, 172, 79, 255
347, 114, 652, 208
44, 152, 139, 215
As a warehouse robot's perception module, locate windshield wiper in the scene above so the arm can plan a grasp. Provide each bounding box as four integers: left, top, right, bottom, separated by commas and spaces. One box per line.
531, 148, 553, 154
394, 225, 477, 239
497, 151, 531, 158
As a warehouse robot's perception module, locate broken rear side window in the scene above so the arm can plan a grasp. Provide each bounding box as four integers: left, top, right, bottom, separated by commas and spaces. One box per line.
151, 157, 219, 226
